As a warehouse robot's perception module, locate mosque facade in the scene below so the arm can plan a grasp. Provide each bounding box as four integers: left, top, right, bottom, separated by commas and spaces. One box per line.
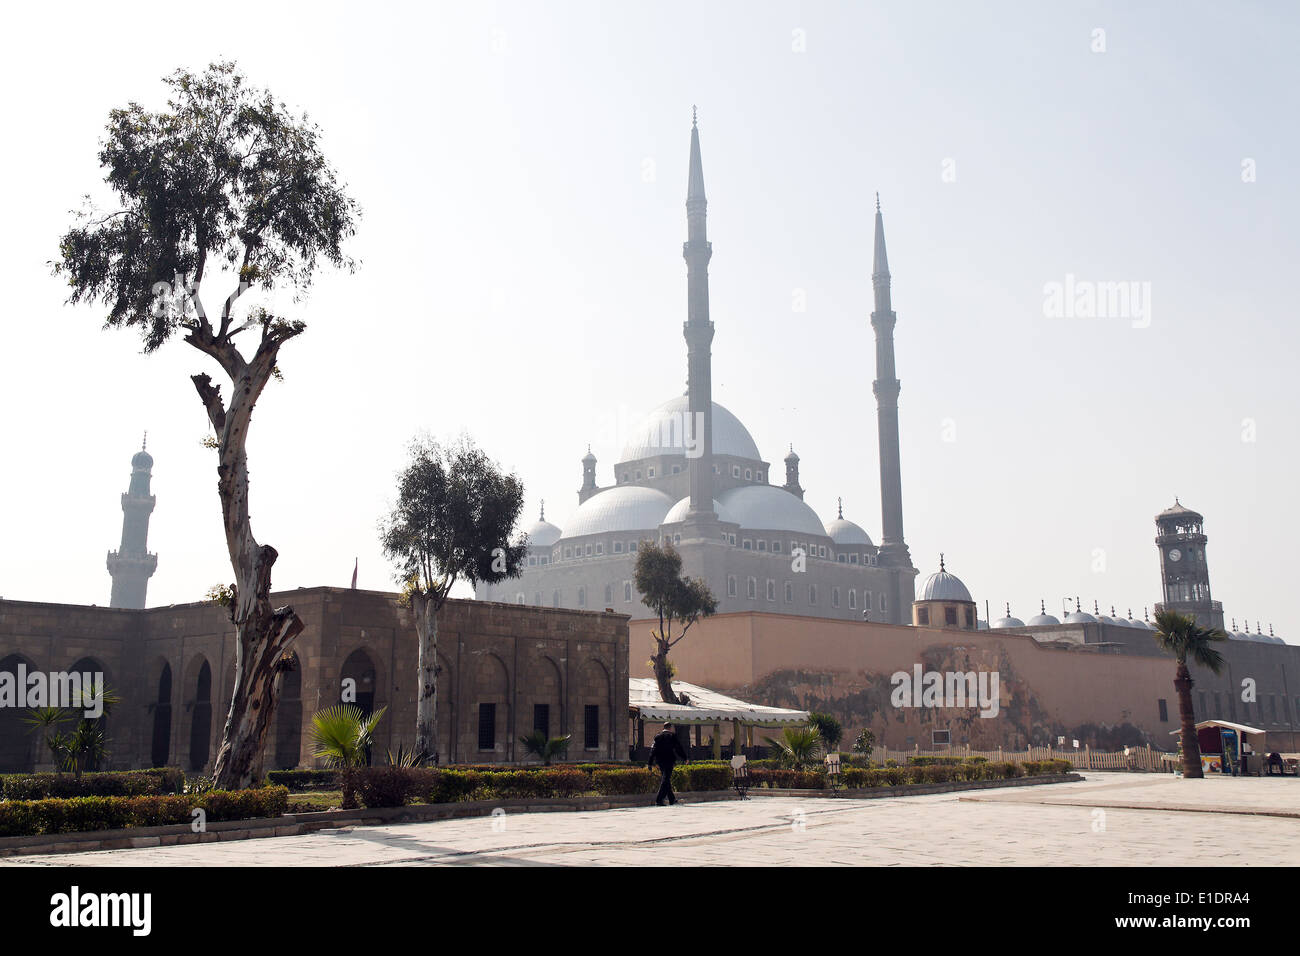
476, 118, 918, 624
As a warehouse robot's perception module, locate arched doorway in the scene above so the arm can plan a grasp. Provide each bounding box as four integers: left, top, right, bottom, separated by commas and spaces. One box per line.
340, 649, 378, 765
151, 661, 173, 768
189, 660, 213, 771
273, 654, 302, 770
0, 655, 37, 772
69, 657, 108, 772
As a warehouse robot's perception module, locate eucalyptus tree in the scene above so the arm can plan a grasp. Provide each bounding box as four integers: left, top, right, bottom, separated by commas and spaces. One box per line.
54, 61, 358, 788
633, 540, 718, 705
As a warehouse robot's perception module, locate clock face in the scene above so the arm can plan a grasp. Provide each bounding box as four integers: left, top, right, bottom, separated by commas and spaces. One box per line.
1168, 548, 1182, 563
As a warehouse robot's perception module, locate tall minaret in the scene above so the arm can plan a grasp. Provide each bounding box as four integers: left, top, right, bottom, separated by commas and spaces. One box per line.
107, 436, 158, 609
871, 197, 911, 570
682, 108, 717, 526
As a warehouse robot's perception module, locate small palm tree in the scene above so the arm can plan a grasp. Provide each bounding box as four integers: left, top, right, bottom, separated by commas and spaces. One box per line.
765, 726, 824, 771
23, 684, 119, 779
519, 730, 571, 766
311, 705, 387, 808
1152, 609, 1226, 779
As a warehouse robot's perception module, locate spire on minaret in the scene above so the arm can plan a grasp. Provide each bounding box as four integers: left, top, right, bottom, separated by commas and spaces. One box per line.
682, 111, 717, 527
871, 196, 910, 577
782, 446, 803, 500
578, 446, 598, 503
107, 440, 158, 609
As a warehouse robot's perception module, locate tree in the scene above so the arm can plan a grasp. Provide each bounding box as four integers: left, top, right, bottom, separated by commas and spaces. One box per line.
379, 436, 527, 762
808, 712, 843, 753
1152, 609, 1226, 778
519, 731, 571, 766
764, 726, 824, 771
310, 705, 386, 809
634, 541, 718, 705
53, 61, 358, 790
23, 686, 120, 780
852, 728, 877, 757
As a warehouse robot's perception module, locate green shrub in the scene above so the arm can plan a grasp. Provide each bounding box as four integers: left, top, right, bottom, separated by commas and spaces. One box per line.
747, 768, 826, 790
592, 768, 658, 795
0, 785, 287, 838
0, 768, 185, 801
266, 769, 340, 791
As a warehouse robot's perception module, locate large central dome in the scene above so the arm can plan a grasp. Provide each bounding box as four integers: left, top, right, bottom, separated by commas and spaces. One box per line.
620, 395, 762, 463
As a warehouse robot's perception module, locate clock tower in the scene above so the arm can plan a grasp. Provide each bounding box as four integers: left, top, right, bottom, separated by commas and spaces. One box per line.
1154, 499, 1223, 630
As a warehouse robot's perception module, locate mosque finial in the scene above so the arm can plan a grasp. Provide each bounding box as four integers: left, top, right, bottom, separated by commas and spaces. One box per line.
540, 499, 545, 521
875, 191, 881, 213
939, 553, 945, 572
692, 104, 697, 128
837, 496, 843, 519
1006, 602, 1011, 617
1041, 599, 1047, 614
142, 431, 147, 451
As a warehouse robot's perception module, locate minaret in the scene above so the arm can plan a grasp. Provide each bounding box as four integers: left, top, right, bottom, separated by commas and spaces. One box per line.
871, 196, 911, 570
783, 445, 804, 499
578, 446, 598, 503
682, 108, 717, 527
107, 436, 158, 609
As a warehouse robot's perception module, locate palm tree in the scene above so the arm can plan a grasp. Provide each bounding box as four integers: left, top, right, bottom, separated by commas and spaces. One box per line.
310, 705, 387, 808
1152, 609, 1226, 778
519, 730, 572, 766
764, 726, 824, 771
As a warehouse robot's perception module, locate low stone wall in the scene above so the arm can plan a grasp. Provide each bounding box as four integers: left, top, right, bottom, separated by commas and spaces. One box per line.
745, 772, 1083, 799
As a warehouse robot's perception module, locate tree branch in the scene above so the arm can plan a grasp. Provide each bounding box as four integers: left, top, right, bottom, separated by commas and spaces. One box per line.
191, 373, 228, 433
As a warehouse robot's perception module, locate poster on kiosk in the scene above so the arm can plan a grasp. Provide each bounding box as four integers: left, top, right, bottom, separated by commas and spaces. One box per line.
1218, 727, 1239, 775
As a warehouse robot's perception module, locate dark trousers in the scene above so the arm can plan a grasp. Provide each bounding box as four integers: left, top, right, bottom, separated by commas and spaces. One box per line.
655, 764, 676, 805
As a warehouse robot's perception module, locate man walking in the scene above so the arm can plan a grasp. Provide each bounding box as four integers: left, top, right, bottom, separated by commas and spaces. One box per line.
648, 722, 689, 806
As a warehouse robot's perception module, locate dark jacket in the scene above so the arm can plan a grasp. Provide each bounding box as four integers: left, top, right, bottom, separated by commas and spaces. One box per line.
648, 730, 688, 770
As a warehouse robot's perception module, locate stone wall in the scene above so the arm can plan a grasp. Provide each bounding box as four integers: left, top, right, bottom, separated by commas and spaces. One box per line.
0, 589, 629, 773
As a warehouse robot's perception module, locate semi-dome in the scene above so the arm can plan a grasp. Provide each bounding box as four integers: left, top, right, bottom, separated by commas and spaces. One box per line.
561, 486, 674, 539
716, 485, 827, 536
826, 517, 874, 548
620, 395, 763, 463
662, 496, 735, 525
917, 558, 973, 603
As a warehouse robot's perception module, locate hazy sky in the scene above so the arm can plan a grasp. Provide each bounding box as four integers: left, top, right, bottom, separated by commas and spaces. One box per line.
2, 1, 1295, 640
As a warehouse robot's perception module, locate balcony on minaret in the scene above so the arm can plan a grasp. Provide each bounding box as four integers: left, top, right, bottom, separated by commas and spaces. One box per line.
107, 549, 158, 573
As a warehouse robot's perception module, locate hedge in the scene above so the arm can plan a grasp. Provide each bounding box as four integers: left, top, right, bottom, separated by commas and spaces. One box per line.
1, 768, 186, 801
0, 786, 288, 838
265, 769, 339, 791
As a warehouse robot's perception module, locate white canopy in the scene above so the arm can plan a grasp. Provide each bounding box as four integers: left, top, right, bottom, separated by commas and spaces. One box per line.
1169, 720, 1265, 736
629, 678, 809, 726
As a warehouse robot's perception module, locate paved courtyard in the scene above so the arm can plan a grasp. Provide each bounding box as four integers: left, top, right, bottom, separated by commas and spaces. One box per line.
6, 773, 1298, 866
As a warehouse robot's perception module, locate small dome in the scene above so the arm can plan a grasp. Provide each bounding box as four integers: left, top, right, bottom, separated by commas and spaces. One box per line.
620, 395, 762, 462
132, 448, 154, 470
826, 517, 874, 548
1064, 609, 1098, 624
716, 485, 827, 537
561, 486, 674, 539
917, 558, 973, 603
1158, 499, 1202, 520
1026, 600, 1060, 626
525, 518, 562, 548
662, 496, 735, 525
991, 615, 1025, 629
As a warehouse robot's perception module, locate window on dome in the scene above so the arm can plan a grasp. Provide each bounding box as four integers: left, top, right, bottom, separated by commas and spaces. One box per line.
624, 581, 632, 602
818, 545, 826, 558
673, 534, 680, 545
604, 584, 613, 604
849, 554, 858, 565
595, 543, 603, 555
540, 556, 549, 565
832, 587, 840, 608
945, 607, 957, 626
635, 470, 642, 480
564, 548, 572, 559
732, 466, 740, 477
742, 539, 751, 550
578, 587, 586, 607
552, 591, 560, 607
837, 554, 846, 564
529, 556, 537, 566
728, 534, 736, 545
964, 609, 974, 628
613, 541, 623, 554
849, 590, 856, 609
747, 577, 757, 599
767, 579, 776, 601
785, 583, 793, 603
745, 469, 752, 480
917, 607, 929, 625
880, 593, 887, 612
648, 467, 656, 478
629, 541, 637, 551
809, 584, 817, 605
672, 465, 681, 474
773, 541, 781, 553
757, 540, 767, 551
727, 576, 737, 597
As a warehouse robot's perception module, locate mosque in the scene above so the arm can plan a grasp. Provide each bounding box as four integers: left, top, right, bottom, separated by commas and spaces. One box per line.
476, 117, 918, 624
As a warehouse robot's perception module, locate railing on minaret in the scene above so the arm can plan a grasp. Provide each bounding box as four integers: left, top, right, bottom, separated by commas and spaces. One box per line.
871, 196, 911, 572
107, 436, 158, 609
682, 108, 717, 525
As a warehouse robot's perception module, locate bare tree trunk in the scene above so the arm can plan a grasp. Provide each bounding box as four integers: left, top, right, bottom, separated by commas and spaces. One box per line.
412, 592, 439, 763
191, 357, 305, 791
652, 637, 680, 706
1174, 662, 1203, 778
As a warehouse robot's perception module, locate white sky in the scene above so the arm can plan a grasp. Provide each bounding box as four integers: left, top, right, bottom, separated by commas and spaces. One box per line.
1, 1, 1295, 640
